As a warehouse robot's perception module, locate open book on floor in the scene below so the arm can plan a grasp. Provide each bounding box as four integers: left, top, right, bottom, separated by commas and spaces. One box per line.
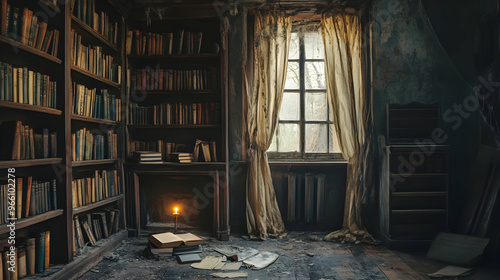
148, 232, 204, 248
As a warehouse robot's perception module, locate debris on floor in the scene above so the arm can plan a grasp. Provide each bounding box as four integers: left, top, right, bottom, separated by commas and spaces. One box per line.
302, 250, 315, 257
214, 246, 259, 261
242, 251, 279, 270
428, 265, 474, 278
211, 272, 248, 278
191, 256, 227, 270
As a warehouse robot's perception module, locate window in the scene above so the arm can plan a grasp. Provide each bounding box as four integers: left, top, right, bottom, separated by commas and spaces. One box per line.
268, 29, 341, 159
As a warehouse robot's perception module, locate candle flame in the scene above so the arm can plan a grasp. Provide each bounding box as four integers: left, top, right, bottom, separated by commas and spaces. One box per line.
174, 207, 179, 214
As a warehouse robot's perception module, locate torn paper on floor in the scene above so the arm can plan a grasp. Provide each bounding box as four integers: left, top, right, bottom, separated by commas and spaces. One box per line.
428, 266, 474, 278
242, 251, 279, 270
191, 256, 226, 270
214, 246, 259, 261
219, 262, 242, 271
211, 272, 248, 278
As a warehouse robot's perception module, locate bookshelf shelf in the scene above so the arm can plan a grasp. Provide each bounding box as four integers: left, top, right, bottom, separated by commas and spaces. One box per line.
128, 53, 218, 60
40, 0, 62, 13
0, 158, 63, 169
0, 100, 62, 115
141, 90, 219, 96
72, 195, 124, 215
71, 114, 121, 125
0, 36, 62, 64
127, 124, 220, 129
72, 159, 119, 167
71, 16, 118, 52
71, 65, 120, 88
0, 210, 64, 234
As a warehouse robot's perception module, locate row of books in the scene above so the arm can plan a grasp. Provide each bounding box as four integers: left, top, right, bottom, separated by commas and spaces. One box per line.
0, 61, 57, 108
0, 177, 57, 224
73, 209, 120, 254
71, 29, 121, 83
128, 140, 217, 162
0, 231, 51, 278
71, 0, 119, 45
71, 128, 118, 161
129, 102, 220, 125
126, 29, 203, 55
72, 169, 120, 208
0, 2, 60, 56
131, 68, 213, 91
0, 121, 57, 160
72, 82, 122, 121
129, 140, 180, 161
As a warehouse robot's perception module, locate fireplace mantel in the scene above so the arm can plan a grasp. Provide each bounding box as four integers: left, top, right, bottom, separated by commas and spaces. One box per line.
125, 162, 230, 240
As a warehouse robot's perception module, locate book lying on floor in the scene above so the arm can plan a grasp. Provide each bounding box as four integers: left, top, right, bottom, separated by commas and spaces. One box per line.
148, 232, 204, 248
177, 253, 202, 264
148, 242, 202, 256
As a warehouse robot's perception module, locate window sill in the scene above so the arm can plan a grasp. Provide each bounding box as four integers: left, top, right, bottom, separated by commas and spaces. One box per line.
268, 160, 347, 166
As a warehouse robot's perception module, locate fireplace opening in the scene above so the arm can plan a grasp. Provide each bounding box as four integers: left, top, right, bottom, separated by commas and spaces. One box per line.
140, 175, 216, 233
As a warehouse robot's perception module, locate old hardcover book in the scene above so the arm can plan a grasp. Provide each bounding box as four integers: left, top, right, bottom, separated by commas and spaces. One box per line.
26, 238, 35, 276
16, 178, 22, 219
35, 232, 44, 273
17, 245, 26, 278
148, 232, 204, 248
25, 177, 32, 217
43, 231, 50, 269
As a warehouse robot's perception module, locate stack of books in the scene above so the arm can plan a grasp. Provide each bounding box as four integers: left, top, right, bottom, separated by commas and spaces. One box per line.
148, 232, 204, 263
133, 151, 162, 164
170, 152, 193, 163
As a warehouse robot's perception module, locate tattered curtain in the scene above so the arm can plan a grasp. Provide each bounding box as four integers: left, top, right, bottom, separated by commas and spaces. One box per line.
321, 12, 376, 243
246, 11, 292, 240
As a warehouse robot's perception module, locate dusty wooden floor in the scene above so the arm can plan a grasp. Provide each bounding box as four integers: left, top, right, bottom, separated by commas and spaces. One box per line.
77, 231, 500, 280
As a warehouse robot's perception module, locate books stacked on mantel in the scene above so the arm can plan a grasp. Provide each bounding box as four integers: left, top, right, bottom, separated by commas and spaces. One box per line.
148, 232, 204, 263
170, 152, 193, 163
133, 151, 163, 164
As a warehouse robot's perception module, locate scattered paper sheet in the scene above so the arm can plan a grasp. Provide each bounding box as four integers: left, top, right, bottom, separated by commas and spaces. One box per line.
243, 251, 279, 270
211, 272, 248, 278
428, 266, 474, 278
214, 246, 259, 261
191, 256, 226, 270
219, 262, 242, 271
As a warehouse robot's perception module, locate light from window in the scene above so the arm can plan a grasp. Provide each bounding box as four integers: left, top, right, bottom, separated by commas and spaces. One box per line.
268, 30, 340, 158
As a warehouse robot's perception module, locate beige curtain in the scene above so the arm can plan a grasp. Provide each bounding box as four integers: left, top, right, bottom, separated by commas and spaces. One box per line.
246, 11, 292, 240
321, 12, 376, 244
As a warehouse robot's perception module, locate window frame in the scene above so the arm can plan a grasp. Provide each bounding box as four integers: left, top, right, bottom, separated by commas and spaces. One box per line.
267, 30, 343, 161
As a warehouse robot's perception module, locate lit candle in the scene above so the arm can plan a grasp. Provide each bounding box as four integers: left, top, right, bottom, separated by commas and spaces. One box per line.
174, 207, 179, 215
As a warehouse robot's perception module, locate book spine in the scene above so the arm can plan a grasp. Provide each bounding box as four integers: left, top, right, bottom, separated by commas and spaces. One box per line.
35, 232, 44, 273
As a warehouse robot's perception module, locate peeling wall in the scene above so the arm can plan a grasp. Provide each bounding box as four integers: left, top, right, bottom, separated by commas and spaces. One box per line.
372, 0, 482, 232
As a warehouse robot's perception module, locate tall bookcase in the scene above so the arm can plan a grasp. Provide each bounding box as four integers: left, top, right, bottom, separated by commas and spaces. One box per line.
0, 0, 127, 270
124, 4, 229, 240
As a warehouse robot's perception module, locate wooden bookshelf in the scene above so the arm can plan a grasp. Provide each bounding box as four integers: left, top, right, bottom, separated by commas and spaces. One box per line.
0, 35, 62, 64
71, 114, 121, 125
40, 0, 62, 13
72, 159, 119, 167
71, 65, 120, 88
0, 210, 64, 234
72, 195, 124, 215
125, 9, 230, 241
0, 100, 62, 115
0, 158, 63, 169
128, 124, 220, 129
71, 15, 119, 52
